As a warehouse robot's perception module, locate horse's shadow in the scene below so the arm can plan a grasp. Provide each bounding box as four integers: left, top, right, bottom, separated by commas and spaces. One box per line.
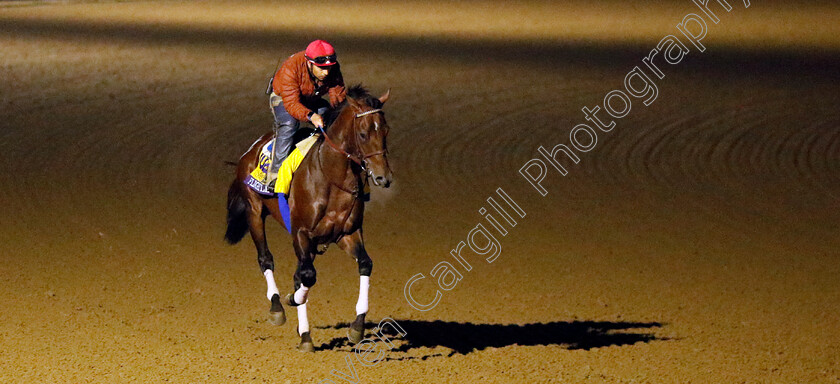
316, 318, 666, 358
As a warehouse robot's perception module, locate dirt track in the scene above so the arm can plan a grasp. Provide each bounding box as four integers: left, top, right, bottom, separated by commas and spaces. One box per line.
1, 1, 839, 383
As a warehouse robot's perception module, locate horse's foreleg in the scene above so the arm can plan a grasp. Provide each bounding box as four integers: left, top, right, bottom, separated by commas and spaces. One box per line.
287, 230, 316, 352
339, 231, 372, 344
248, 205, 285, 326
287, 232, 316, 306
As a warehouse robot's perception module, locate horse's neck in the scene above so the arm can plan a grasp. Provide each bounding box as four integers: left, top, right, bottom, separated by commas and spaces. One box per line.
317, 134, 361, 189
326, 113, 357, 154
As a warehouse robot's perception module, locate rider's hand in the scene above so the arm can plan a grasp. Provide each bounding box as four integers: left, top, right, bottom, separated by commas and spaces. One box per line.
309, 113, 324, 129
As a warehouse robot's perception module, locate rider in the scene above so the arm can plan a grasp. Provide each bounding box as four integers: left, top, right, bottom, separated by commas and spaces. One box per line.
267, 39, 346, 185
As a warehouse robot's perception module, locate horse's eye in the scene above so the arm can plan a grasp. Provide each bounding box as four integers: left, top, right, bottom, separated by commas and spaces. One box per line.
360, 132, 368, 140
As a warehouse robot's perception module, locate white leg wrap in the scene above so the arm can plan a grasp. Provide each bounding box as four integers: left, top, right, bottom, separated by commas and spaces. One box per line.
293, 285, 310, 305
355, 275, 370, 315
297, 303, 309, 335
264, 270, 280, 301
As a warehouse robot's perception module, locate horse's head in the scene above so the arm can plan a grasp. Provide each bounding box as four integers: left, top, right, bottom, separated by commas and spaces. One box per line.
343, 88, 393, 188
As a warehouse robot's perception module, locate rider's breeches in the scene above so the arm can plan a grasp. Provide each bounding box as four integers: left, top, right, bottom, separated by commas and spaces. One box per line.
269, 97, 328, 175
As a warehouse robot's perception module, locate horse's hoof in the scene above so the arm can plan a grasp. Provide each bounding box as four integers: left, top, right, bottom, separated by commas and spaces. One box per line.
282, 293, 296, 306
348, 328, 364, 344
298, 332, 315, 353
269, 294, 286, 325
268, 310, 286, 325
347, 313, 366, 344
298, 341, 315, 353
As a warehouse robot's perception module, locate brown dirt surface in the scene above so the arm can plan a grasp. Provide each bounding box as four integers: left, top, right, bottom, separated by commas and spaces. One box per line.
1, 1, 839, 383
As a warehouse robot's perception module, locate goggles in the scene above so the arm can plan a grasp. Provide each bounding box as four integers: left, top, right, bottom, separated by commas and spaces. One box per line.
306, 54, 337, 66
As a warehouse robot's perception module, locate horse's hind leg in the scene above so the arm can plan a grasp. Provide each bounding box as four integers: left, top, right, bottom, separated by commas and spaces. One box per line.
339, 231, 372, 344
248, 203, 285, 326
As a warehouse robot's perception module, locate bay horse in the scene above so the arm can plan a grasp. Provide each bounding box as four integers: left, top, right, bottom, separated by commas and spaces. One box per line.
224, 85, 392, 352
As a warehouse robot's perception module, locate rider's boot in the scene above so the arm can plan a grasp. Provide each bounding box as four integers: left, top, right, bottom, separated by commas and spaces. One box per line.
267, 135, 289, 191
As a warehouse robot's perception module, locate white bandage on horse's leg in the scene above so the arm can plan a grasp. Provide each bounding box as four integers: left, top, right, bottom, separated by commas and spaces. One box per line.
355, 275, 370, 315
297, 303, 309, 335
293, 285, 310, 305
264, 269, 280, 301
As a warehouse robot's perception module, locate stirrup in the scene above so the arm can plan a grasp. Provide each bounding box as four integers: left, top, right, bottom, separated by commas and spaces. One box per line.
266, 171, 279, 190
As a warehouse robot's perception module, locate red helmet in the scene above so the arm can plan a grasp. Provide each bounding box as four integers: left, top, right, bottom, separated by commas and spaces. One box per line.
305, 40, 337, 67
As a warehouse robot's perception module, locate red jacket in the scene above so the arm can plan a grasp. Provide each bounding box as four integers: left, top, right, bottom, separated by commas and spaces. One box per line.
272, 51, 346, 121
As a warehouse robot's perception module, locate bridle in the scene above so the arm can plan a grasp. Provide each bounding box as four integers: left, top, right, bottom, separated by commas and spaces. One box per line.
313, 105, 389, 197
318, 107, 388, 172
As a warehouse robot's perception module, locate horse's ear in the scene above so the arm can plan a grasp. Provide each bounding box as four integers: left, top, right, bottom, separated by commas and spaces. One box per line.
378, 88, 391, 104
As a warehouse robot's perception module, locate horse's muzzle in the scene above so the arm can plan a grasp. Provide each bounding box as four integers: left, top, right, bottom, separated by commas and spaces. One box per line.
371, 174, 391, 188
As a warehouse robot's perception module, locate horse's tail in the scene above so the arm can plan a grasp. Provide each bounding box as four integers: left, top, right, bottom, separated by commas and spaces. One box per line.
224, 179, 250, 244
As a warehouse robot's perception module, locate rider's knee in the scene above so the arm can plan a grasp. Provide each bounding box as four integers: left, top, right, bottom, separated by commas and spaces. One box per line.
274, 118, 299, 133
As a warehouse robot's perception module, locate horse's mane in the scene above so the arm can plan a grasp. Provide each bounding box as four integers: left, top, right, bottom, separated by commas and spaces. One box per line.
323, 84, 382, 128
